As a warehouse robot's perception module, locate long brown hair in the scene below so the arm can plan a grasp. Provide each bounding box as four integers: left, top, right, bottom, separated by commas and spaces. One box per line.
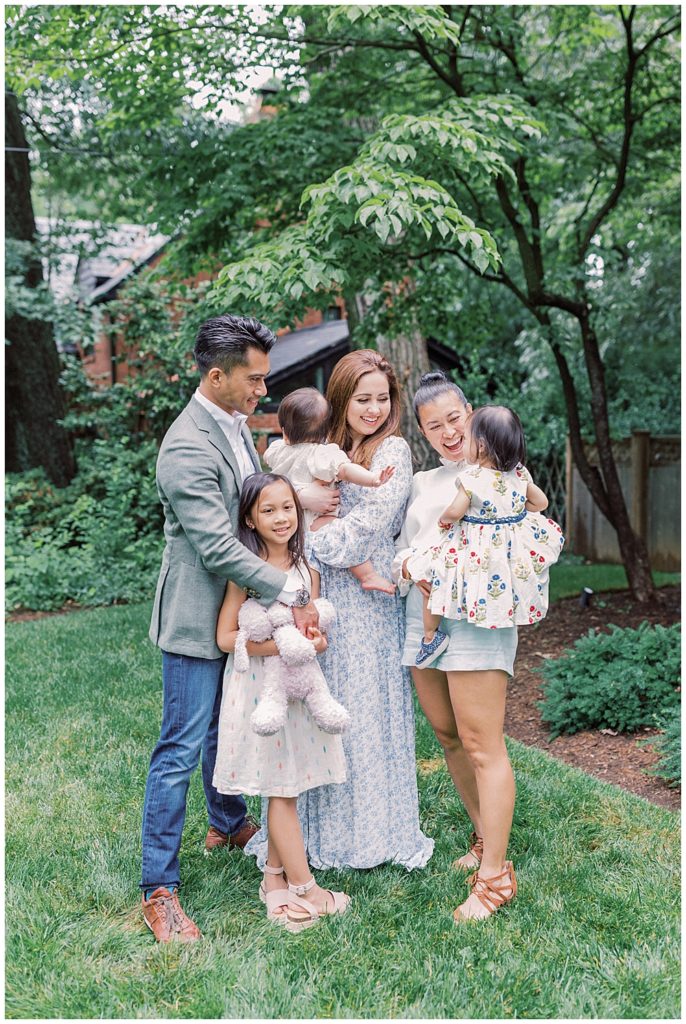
326, 350, 401, 468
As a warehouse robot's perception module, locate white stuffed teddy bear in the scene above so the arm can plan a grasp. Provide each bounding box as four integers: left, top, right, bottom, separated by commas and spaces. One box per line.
234, 598, 350, 737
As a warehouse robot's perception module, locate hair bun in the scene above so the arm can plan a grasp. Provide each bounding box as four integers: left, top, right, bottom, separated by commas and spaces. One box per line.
418, 370, 448, 387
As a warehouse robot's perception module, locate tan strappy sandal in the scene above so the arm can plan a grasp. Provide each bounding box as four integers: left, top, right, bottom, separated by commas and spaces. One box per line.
258, 862, 289, 924
453, 860, 517, 923
452, 831, 484, 871
285, 877, 351, 934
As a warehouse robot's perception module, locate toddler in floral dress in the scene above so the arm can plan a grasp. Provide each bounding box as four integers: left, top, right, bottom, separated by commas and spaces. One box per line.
407, 405, 564, 666
265, 387, 396, 594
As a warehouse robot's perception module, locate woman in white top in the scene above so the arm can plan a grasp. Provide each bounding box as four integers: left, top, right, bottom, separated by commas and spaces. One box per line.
392, 371, 518, 923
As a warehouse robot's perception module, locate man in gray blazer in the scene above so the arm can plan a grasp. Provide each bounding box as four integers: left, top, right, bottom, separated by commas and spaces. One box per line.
141, 314, 331, 943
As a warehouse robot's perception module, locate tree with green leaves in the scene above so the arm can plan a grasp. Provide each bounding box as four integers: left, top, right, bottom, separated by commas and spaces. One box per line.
6, 4, 679, 601
208, 4, 679, 602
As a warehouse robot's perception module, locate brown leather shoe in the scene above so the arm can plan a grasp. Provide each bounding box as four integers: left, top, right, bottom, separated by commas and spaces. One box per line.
142, 887, 202, 943
204, 817, 259, 853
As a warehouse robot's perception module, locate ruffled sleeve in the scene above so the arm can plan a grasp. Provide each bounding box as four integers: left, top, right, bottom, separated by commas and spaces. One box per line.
456, 465, 478, 499
263, 438, 285, 470
515, 463, 532, 485
391, 473, 421, 593
306, 442, 350, 483
310, 436, 413, 568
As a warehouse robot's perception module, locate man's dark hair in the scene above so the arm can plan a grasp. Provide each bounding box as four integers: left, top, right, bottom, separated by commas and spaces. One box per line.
469, 405, 527, 472
193, 314, 276, 376
277, 387, 330, 444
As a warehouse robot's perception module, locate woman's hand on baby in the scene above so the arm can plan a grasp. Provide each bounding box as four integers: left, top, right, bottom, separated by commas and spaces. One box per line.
306, 626, 328, 653
299, 481, 340, 515
371, 465, 396, 487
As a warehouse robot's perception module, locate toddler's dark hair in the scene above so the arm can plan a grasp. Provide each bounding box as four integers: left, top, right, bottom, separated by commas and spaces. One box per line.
278, 387, 330, 444
469, 405, 526, 472
238, 472, 305, 567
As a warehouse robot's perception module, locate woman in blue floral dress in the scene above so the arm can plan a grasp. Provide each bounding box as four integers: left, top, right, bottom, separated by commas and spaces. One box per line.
247, 350, 434, 871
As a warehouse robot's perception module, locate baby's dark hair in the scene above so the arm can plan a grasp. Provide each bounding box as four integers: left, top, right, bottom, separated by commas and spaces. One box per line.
469, 405, 526, 472
278, 387, 330, 444
237, 472, 305, 567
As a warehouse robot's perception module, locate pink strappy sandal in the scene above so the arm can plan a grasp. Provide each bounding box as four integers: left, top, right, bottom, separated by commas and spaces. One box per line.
285, 877, 351, 934
258, 862, 289, 924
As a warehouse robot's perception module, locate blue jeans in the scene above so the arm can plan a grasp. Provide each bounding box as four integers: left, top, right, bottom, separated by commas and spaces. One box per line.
140, 651, 248, 890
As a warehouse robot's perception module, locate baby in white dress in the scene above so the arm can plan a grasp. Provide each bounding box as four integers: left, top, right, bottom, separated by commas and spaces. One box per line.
265, 387, 396, 595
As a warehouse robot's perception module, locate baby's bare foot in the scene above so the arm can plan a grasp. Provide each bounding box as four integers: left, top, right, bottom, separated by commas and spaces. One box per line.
359, 572, 396, 595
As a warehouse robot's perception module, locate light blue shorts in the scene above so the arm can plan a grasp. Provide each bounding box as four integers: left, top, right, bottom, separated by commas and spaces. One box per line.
402, 585, 518, 676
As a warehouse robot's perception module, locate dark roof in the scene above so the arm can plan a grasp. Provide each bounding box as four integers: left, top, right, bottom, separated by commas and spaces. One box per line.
267, 319, 350, 384
266, 319, 463, 385
88, 235, 170, 304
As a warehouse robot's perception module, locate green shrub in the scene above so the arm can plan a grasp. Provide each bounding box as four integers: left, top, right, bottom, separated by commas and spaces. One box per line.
5, 439, 163, 612
539, 622, 681, 738
5, 271, 219, 613
645, 709, 681, 787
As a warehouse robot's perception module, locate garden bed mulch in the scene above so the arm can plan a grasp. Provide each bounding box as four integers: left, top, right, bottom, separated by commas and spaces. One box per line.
507, 585, 681, 812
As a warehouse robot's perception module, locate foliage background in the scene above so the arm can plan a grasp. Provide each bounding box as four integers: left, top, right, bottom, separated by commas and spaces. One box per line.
5, 3, 680, 609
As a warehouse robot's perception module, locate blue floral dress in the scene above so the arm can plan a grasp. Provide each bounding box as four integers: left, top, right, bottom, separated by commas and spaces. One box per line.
246, 435, 434, 871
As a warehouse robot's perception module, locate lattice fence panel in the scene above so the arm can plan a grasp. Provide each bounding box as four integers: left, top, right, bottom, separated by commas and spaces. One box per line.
413, 448, 567, 531
527, 449, 567, 532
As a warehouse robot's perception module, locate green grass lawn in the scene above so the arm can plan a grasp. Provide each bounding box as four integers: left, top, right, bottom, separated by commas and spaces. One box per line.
5, 604, 680, 1019
549, 561, 679, 602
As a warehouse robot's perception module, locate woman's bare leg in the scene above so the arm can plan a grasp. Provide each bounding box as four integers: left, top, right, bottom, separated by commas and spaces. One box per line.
412, 666, 482, 862
447, 669, 515, 918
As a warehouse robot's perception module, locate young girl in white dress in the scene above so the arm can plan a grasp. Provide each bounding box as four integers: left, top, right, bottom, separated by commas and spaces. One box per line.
212, 472, 351, 932
264, 387, 396, 594
407, 405, 564, 667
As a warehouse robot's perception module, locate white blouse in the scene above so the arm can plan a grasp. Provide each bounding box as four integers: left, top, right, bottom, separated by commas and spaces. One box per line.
392, 458, 466, 595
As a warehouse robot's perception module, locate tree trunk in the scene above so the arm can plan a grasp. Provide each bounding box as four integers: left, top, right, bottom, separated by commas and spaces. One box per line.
577, 313, 655, 601
375, 326, 432, 469
5, 92, 75, 486
347, 286, 434, 470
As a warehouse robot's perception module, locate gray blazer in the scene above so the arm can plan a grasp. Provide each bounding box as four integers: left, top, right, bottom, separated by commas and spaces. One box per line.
149, 396, 286, 659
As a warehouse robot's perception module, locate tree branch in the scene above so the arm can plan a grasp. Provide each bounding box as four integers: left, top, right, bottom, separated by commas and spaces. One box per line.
412, 30, 462, 93
577, 9, 639, 258
494, 176, 541, 296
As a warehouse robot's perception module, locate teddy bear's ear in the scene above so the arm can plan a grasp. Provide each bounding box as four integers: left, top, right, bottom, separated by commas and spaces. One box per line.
234, 633, 250, 673
313, 598, 336, 632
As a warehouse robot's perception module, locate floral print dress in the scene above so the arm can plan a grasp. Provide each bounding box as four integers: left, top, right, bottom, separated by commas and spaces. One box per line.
411, 463, 564, 629
246, 435, 434, 871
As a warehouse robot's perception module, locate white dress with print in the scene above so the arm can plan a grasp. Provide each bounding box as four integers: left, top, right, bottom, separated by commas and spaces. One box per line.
408, 463, 564, 629
212, 563, 347, 798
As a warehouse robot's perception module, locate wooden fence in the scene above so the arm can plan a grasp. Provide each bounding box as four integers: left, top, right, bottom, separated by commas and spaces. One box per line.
566, 432, 680, 572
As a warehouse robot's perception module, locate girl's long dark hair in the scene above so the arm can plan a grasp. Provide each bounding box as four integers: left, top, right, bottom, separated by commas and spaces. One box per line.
237, 472, 305, 567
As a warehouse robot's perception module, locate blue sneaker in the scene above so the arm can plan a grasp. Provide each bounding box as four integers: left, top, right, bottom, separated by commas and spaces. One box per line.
415, 629, 450, 667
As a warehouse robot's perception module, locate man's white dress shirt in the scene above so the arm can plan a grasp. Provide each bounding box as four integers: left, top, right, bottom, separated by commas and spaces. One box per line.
193, 388, 301, 604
